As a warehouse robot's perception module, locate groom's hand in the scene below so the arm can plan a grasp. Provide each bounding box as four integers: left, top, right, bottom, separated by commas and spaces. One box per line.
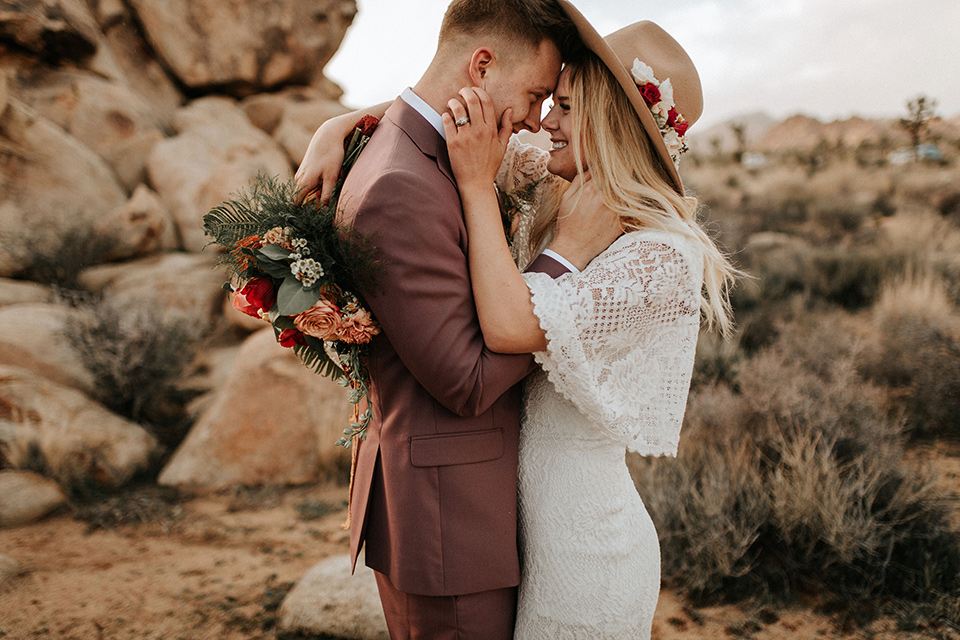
442, 87, 513, 193
548, 172, 622, 271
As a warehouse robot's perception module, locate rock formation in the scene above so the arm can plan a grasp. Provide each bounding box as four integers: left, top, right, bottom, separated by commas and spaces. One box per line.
0, 0, 359, 495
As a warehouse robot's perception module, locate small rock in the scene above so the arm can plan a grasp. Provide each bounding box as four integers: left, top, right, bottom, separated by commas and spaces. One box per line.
0, 470, 68, 529
278, 554, 388, 640
98, 185, 179, 261
0, 553, 23, 585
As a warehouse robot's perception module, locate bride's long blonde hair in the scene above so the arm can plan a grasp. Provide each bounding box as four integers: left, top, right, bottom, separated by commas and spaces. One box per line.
528, 54, 738, 336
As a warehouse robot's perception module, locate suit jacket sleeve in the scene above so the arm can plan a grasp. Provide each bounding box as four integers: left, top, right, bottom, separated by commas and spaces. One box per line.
351, 167, 539, 418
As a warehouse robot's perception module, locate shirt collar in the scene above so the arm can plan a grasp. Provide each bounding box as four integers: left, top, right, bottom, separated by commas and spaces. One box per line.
401, 87, 446, 141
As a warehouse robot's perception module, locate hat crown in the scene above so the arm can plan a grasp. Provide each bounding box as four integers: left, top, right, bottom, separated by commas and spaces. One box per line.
603, 21, 703, 127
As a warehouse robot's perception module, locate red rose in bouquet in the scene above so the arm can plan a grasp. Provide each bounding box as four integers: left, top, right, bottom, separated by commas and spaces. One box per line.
278, 328, 308, 348
232, 278, 276, 319
674, 119, 690, 137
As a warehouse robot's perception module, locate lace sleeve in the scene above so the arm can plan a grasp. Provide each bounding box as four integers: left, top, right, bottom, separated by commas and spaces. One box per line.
496, 136, 562, 268
522, 230, 703, 456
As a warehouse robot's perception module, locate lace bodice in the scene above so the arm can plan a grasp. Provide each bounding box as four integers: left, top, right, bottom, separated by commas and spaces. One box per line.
524, 229, 702, 456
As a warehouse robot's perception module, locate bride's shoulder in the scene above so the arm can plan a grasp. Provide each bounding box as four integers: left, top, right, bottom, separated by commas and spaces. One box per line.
612, 228, 704, 274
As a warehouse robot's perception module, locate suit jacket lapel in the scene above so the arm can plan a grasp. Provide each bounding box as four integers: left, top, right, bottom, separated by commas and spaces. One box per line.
385, 99, 458, 189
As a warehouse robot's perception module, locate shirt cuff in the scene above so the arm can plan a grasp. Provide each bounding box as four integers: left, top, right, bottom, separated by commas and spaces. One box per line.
541, 249, 581, 274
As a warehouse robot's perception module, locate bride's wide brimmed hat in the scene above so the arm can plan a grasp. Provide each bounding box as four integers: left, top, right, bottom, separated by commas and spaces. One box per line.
556, 0, 703, 194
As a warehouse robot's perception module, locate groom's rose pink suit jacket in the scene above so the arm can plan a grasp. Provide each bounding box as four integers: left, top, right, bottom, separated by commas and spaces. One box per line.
336, 98, 568, 597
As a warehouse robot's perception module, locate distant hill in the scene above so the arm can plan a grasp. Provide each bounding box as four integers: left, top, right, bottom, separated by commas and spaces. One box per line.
687, 112, 777, 155
688, 112, 960, 155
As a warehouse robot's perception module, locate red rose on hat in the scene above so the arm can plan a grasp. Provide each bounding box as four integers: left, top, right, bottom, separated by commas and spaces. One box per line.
640, 82, 661, 105
674, 119, 690, 137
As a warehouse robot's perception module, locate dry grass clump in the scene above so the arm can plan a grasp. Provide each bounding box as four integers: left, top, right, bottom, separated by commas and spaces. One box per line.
631, 318, 960, 614
9, 213, 117, 292
65, 296, 204, 449
877, 211, 960, 305
860, 269, 960, 438
73, 484, 187, 532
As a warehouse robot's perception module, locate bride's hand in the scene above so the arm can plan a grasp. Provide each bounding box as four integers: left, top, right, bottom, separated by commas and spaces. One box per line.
549, 172, 623, 270
441, 87, 513, 194
295, 118, 349, 206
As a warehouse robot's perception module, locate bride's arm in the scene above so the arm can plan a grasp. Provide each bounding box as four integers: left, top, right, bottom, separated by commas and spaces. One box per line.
443, 88, 621, 354
294, 101, 391, 205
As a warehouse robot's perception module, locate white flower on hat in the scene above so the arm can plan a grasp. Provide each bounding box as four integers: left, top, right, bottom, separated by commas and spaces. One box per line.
657, 78, 675, 112
662, 130, 684, 166
631, 59, 656, 85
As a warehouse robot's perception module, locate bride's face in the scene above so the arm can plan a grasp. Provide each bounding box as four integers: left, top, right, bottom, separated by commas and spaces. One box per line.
541, 68, 578, 181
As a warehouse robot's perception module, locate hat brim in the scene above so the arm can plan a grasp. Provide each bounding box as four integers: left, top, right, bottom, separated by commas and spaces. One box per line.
556, 0, 684, 194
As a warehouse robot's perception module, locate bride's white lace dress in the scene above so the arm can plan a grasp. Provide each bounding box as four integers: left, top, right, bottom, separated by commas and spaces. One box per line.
497, 137, 703, 639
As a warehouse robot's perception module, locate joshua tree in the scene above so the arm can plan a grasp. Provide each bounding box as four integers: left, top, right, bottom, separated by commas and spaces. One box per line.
899, 95, 937, 159
730, 122, 748, 164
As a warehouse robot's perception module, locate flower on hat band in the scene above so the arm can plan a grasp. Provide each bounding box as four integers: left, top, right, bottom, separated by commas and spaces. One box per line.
630, 58, 690, 168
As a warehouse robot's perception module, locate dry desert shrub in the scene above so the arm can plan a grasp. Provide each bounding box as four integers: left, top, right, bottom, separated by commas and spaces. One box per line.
8, 212, 117, 292
878, 211, 960, 304
65, 296, 203, 449
631, 318, 960, 610
860, 269, 960, 438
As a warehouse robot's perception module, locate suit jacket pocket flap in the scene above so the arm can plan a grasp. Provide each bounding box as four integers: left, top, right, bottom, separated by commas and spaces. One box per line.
409, 428, 504, 468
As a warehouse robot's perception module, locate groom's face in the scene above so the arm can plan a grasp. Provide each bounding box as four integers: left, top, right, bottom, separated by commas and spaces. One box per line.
483, 39, 562, 135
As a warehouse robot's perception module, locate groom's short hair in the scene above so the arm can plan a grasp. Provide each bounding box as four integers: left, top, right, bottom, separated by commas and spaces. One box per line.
439, 0, 579, 59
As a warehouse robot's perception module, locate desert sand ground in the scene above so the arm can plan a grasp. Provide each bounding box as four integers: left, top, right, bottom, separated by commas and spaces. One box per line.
1, 448, 958, 640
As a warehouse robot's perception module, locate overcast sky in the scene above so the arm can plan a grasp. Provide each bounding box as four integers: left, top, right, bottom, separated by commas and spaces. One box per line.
325, 0, 960, 129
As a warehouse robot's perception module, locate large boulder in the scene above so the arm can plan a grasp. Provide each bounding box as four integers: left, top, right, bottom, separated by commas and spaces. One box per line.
0, 366, 160, 491
158, 328, 350, 489
126, 0, 357, 96
146, 97, 291, 252
0, 0, 101, 62
241, 87, 350, 164
278, 554, 388, 640
93, 6, 183, 125
0, 303, 95, 393
78, 252, 227, 327
0, 99, 128, 277
0, 470, 68, 529
15, 69, 167, 190
0, 278, 53, 307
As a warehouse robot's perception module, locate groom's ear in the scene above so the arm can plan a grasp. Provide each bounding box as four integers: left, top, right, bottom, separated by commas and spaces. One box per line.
468, 47, 494, 87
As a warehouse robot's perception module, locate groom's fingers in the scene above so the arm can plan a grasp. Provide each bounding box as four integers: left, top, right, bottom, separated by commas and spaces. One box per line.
447, 97, 468, 127
499, 108, 514, 146
441, 112, 458, 140
459, 88, 486, 127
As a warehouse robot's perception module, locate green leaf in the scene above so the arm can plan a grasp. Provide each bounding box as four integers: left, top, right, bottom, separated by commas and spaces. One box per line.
257, 257, 292, 280
259, 244, 292, 261
277, 275, 321, 315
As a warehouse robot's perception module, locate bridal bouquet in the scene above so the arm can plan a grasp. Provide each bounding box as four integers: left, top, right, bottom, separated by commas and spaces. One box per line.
203, 116, 381, 448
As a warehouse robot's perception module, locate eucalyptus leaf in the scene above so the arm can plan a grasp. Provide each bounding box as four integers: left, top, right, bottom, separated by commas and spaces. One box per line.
258, 259, 292, 280
277, 276, 321, 315
259, 244, 292, 261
